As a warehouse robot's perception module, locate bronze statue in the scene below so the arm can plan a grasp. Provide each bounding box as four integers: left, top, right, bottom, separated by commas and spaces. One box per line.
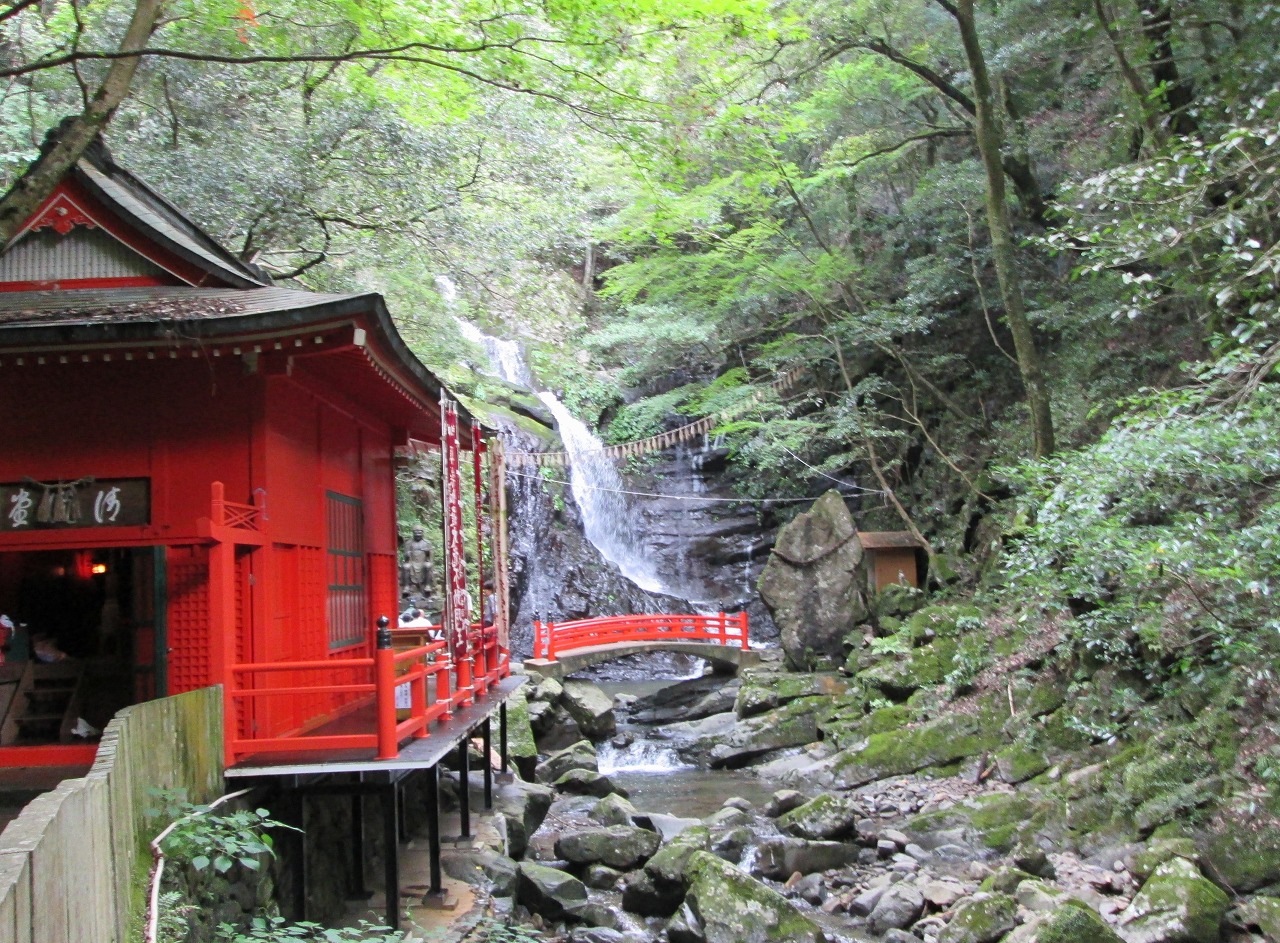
400, 525, 434, 606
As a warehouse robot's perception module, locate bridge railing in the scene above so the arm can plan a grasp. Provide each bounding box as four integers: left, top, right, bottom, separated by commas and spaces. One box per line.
532, 612, 749, 661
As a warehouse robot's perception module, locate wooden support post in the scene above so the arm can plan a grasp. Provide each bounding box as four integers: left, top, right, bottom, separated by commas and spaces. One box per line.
458, 738, 471, 839
348, 792, 371, 900
482, 717, 493, 810
287, 789, 307, 921
383, 784, 400, 931
426, 763, 442, 894
500, 702, 509, 775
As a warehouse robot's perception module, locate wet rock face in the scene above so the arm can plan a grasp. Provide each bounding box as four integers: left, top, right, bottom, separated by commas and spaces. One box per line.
758, 490, 868, 669
503, 428, 690, 658
503, 422, 781, 660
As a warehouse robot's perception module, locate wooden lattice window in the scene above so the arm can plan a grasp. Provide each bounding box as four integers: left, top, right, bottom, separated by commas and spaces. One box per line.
326, 491, 366, 649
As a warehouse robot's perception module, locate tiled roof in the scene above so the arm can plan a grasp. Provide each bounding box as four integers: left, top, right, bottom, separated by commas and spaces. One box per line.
0, 286, 365, 327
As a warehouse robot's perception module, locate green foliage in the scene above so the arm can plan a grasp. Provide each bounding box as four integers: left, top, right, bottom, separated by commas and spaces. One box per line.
999, 372, 1280, 675
158, 800, 294, 876
216, 916, 402, 942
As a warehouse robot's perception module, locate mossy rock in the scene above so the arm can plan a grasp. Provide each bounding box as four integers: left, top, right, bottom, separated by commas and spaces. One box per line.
734, 671, 847, 719
645, 826, 711, 886
1038, 709, 1095, 754
1199, 812, 1280, 892
995, 743, 1051, 784
1237, 896, 1280, 941
1034, 901, 1124, 942
967, 794, 1046, 852
857, 637, 959, 697
682, 850, 826, 943
1122, 856, 1229, 943
1019, 678, 1067, 719
1128, 838, 1199, 884
827, 709, 1004, 789
938, 893, 1017, 943
776, 792, 861, 841
503, 690, 539, 779
820, 703, 912, 751
903, 603, 985, 640
873, 583, 927, 619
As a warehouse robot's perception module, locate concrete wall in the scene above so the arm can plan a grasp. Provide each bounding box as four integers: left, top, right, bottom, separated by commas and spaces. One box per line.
0, 686, 224, 943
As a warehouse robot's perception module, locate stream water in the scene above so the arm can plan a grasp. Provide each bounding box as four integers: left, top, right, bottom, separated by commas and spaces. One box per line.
597, 679, 776, 818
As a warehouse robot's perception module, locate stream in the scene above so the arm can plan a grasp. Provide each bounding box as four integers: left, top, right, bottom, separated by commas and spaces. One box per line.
596, 679, 778, 818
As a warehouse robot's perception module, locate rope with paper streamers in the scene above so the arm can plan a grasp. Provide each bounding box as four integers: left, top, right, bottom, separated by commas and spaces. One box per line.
506, 366, 805, 468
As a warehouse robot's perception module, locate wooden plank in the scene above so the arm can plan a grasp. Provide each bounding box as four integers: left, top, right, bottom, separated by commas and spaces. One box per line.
0, 850, 32, 943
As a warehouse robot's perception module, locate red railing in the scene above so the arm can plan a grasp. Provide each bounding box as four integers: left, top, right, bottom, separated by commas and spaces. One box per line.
210, 481, 262, 531
226, 617, 510, 765
532, 612, 749, 661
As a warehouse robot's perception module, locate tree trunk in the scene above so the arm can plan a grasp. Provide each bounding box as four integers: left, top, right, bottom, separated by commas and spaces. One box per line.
0, 0, 165, 243
1135, 0, 1199, 138
950, 0, 1055, 457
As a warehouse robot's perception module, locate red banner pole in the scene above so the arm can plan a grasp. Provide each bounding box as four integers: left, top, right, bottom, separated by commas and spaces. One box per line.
472, 421, 488, 695
441, 393, 471, 708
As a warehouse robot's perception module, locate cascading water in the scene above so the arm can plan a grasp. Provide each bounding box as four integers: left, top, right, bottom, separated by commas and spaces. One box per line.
535, 392, 666, 594
440, 282, 671, 599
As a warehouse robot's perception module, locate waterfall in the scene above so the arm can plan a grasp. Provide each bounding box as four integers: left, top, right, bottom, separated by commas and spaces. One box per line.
456, 318, 532, 388
441, 286, 669, 597
536, 392, 666, 594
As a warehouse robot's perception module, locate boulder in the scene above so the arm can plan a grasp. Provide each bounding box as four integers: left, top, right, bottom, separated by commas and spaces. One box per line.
1028, 903, 1127, 942
554, 769, 627, 798
562, 679, 618, 740
536, 740, 599, 784
516, 862, 589, 919
1236, 896, 1280, 941
735, 671, 847, 719
751, 837, 862, 880
630, 676, 740, 724
584, 864, 624, 890
1118, 857, 1229, 943
706, 698, 825, 768
1199, 813, 1280, 893
556, 825, 662, 870
757, 490, 868, 670
763, 790, 808, 818
494, 778, 554, 859
621, 826, 711, 918
681, 850, 826, 943
590, 793, 641, 827
503, 690, 540, 779
815, 709, 1004, 789
777, 793, 862, 841
938, 893, 1018, 943
709, 825, 752, 862
537, 704, 587, 751
1127, 838, 1199, 884
868, 884, 925, 933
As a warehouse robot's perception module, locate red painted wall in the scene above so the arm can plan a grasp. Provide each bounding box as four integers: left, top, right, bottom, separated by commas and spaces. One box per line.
0, 347, 406, 741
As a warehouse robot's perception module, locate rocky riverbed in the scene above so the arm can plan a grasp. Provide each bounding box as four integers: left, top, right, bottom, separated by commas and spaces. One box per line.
431, 636, 1279, 943
430, 533, 1280, 943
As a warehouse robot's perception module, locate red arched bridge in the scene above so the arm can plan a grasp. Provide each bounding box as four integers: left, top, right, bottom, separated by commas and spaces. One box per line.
525, 612, 758, 679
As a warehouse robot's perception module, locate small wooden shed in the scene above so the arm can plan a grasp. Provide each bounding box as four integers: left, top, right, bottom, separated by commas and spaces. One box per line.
858, 531, 928, 592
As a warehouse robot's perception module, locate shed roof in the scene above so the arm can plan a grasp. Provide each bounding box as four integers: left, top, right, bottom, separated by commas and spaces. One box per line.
857, 531, 927, 550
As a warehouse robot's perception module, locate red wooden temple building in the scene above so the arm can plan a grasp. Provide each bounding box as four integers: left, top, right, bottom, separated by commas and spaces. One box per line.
0, 140, 512, 776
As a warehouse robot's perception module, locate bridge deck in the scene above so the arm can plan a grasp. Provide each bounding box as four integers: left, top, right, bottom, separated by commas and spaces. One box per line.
523, 641, 760, 680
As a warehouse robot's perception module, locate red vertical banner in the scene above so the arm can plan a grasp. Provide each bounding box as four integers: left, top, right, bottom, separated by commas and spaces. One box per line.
441, 394, 469, 665
489, 437, 510, 664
